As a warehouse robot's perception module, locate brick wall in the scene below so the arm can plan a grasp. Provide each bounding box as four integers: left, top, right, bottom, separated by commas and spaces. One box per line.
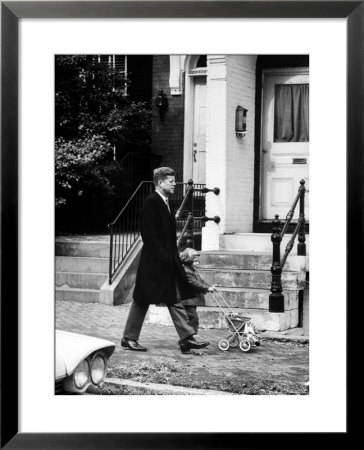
225, 55, 257, 233
151, 56, 185, 181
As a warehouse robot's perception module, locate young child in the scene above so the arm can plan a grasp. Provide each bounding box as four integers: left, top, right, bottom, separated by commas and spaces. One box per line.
178, 247, 217, 342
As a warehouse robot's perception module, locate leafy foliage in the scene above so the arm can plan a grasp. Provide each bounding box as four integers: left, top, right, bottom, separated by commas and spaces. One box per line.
55, 55, 152, 231
55, 135, 112, 207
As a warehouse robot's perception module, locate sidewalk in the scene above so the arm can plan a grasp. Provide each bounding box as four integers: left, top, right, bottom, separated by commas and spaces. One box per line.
56, 301, 309, 395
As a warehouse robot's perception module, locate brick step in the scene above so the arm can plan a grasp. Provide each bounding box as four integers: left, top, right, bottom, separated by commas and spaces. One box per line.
147, 305, 299, 332
56, 256, 109, 274
205, 287, 298, 310
56, 287, 99, 303
56, 272, 107, 290
199, 268, 305, 290
199, 251, 306, 272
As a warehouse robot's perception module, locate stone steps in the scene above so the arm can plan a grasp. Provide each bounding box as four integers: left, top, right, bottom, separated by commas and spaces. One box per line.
56, 237, 110, 304
55, 235, 141, 305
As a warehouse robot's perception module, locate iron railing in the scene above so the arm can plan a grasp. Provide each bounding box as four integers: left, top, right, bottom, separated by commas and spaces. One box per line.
269, 179, 307, 312
107, 181, 154, 284
107, 180, 220, 284
176, 179, 220, 250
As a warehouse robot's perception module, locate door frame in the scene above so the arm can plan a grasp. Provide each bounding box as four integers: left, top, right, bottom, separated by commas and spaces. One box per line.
183, 55, 207, 183
253, 56, 310, 233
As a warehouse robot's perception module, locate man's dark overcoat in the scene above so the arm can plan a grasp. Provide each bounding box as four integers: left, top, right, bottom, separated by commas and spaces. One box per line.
133, 191, 195, 306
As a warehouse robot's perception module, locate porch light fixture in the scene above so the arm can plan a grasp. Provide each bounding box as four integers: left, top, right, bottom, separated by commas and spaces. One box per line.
156, 89, 168, 117
235, 105, 248, 137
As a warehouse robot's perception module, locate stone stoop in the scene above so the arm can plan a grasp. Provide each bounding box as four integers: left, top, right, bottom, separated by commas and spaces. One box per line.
147, 245, 307, 332
55, 236, 110, 304
55, 235, 140, 306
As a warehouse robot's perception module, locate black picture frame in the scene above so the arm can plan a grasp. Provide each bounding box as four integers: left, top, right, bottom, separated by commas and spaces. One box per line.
1, 1, 359, 448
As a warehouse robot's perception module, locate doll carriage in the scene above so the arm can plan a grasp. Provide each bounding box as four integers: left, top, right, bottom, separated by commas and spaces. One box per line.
210, 290, 260, 352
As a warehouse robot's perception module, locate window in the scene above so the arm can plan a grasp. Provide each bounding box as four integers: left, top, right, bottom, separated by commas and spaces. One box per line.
274, 83, 309, 142
98, 55, 127, 73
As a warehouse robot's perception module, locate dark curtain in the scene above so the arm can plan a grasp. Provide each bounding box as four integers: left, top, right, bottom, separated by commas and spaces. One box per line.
274, 84, 309, 142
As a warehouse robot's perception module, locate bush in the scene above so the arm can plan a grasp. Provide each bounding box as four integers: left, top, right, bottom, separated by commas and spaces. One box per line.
55, 135, 112, 208
55, 55, 152, 233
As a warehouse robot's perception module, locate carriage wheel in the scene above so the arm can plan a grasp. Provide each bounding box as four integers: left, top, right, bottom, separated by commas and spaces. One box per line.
228, 334, 239, 348
239, 340, 251, 352
218, 339, 230, 351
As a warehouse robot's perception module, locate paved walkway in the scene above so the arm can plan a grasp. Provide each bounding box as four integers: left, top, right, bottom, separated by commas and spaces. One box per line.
56, 301, 309, 393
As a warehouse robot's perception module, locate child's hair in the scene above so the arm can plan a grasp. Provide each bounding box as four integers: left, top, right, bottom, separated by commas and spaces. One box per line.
180, 247, 199, 264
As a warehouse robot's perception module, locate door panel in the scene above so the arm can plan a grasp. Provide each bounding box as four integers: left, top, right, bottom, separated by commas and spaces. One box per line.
261, 71, 309, 221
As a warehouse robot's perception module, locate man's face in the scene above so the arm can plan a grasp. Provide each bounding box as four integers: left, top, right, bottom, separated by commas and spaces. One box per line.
159, 175, 176, 197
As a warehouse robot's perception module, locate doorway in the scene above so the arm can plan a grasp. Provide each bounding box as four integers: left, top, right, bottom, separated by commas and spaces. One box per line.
192, 77, 207, 184
183, 55, 207, 184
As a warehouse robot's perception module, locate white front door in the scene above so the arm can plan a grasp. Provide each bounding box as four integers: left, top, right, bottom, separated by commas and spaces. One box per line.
261, 70, 309, 221
192, 77, 207, 184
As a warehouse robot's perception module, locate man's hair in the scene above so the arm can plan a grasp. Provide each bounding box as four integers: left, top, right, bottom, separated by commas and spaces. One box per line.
153, 167, 175, 187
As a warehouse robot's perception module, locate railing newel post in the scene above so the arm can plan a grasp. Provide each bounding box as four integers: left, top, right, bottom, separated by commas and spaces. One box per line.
297, 179, 306, 256
269, 215, 285, 313
186, 179, 194, 248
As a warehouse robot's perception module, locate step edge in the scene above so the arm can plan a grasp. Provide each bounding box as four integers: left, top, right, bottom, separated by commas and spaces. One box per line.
56, 287, 100, 293
56, 272, 108, 276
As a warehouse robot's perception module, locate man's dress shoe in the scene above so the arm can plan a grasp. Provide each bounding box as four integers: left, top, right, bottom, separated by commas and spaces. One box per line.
121, 337, 147, 352
180, 337, 210, 354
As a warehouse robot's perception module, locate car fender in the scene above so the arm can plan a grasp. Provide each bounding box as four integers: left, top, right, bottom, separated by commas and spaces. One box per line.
56, 330, 115, 377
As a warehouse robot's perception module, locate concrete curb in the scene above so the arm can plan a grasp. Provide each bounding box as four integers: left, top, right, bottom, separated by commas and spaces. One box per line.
104, 378, 236, 395
258, 332, 309, 343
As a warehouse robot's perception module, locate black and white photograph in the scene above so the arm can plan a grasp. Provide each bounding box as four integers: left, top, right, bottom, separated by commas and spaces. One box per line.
55, 54, 310, 396
1, 1, 354, 444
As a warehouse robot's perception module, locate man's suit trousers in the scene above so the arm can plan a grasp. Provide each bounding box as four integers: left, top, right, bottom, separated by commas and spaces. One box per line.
123, 301, 195, 341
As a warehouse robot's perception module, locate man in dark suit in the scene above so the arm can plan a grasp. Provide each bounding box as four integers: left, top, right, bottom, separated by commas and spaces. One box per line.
121, 167, 210, 354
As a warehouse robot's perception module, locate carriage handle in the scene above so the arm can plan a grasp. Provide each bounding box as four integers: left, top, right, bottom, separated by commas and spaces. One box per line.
209, 290, 236, 316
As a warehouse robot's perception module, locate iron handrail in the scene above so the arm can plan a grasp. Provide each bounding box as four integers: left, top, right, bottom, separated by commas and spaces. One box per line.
280, 179, 307, 267
269, 179, 306, 313
280, 179, 306, 240
175, 181, 194, 220
108, 181, 154, 284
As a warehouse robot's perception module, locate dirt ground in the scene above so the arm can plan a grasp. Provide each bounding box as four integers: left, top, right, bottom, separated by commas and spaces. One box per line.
90, 338, 309, 395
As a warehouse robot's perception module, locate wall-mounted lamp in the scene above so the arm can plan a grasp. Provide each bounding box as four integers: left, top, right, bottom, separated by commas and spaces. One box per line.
235, 105, 248, 138
156, 89, 168, 118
